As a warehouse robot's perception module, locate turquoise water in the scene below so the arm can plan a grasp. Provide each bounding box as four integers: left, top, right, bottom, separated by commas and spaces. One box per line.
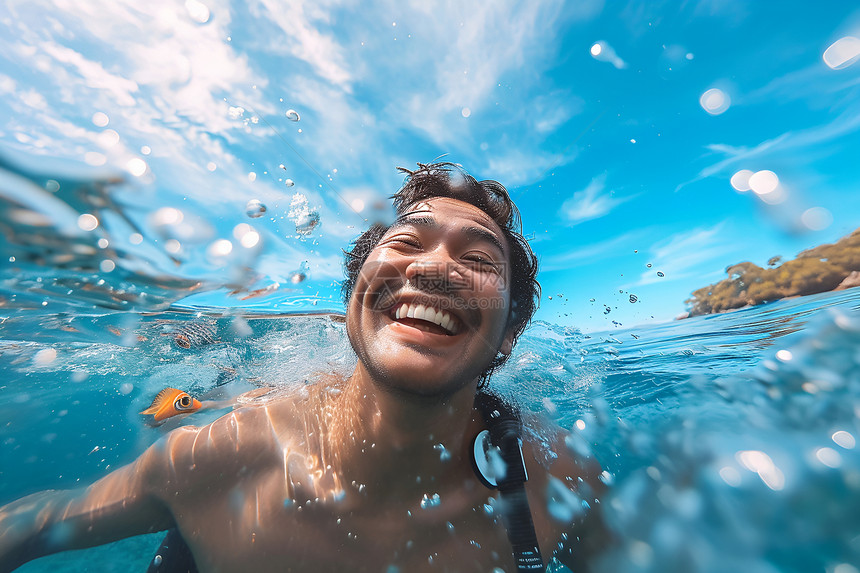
2, 286, 859, 572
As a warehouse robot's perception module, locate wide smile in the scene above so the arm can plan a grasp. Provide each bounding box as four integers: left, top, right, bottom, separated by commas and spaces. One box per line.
389, 301, 462, 336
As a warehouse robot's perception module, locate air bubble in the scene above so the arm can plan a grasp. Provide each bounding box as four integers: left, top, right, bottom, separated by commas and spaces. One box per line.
657, 271, 664, 277
286, 109, 300, 121
629, 294, 638, 303
285, 179, 295, 187
419, 493, 441, 509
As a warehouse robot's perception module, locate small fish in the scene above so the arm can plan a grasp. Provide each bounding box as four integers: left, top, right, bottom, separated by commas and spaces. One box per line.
140, 388, 203, 422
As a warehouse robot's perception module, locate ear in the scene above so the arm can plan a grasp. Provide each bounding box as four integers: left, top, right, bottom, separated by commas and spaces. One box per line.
499, 329, 515, 356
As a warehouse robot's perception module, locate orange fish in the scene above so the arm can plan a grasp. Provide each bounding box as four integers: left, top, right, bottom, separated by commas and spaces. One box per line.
140, 388, 203, 422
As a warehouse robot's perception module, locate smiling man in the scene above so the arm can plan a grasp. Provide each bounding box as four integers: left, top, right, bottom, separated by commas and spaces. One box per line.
0, 163, 606, 573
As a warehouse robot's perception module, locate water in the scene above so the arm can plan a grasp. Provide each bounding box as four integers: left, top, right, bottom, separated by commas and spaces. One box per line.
2, 260, 859, 572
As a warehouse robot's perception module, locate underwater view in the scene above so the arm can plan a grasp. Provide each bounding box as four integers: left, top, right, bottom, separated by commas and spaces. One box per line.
2, 1, 860, 572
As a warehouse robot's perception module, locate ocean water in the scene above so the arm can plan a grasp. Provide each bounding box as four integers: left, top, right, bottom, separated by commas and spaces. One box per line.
2, 287, 860, 572
3, 155, 860, 572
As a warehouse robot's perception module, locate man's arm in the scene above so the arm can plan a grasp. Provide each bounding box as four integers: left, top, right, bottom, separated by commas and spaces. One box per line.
0, 438, 176, 573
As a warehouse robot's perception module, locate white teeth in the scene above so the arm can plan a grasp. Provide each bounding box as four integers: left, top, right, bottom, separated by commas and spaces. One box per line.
392, 302, 457, 334
396, 304, 408, 319
440, 314, 451, 331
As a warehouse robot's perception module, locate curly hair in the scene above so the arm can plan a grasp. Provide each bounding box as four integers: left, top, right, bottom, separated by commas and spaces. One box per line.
342, 162, 540, 387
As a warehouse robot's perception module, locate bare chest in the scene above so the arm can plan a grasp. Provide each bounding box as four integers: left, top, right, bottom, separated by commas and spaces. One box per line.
172, 471, 524, 573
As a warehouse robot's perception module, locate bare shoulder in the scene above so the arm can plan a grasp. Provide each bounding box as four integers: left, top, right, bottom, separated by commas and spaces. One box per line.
521, 415, 611, 571
141, 388, 311, 498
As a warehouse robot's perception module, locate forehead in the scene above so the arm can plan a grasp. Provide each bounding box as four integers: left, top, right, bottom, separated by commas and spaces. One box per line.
395, 197, 505, 242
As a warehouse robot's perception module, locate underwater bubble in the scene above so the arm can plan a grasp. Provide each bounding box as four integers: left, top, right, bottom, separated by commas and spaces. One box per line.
285, 109, 300, 121
823, 36, 860, 70
100, 260, 116, 272
141, 145, 152, 155
700, 88, 730, 115
119, 382, 134, 395
245, 199, 267, 218
152, 555, 163, 567
33, 348, 57, 365
228, 106, 245, 119
77, 213, 99, 231
230, 316, 253, 338
419, 493, 441, 509
284, 179, 295, 187
629, 294, 638, 303
657, 271, 664, 277
98, 238, 109, 249
351, 198, 365, 212
165, 239, 181, 254
646, 263, 652, 268
71, 370, 89, 382
295, 211, 320, 235
129, 233, 143, 245
248, 172, 257, 182
461, 107, 471, 118
206, 162, 217, 172
604, 306, 611, 314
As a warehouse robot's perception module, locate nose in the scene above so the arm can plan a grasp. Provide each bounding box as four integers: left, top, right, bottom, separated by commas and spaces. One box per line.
404, 250, 466, 293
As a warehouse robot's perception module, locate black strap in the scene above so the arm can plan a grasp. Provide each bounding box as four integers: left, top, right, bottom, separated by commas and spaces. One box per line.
146, 528, 198, 573
474, 391, 545, 572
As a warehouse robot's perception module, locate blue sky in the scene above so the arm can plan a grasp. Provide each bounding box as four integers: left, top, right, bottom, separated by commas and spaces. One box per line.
1, 0, 859, 331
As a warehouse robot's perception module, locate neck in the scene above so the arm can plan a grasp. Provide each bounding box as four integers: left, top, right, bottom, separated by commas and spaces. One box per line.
322, 364, 484, 504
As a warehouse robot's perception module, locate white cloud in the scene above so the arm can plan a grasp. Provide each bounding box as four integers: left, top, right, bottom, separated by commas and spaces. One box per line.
631, 224, 735, 286
540, 229, 646, 272
560, 174, 631, 225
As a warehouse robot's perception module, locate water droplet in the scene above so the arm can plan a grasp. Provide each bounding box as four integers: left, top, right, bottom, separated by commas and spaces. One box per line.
245, 199, 267, 218
419, 493, 441, 509
657, 271, 664, 277
77, 213, 99, 231
286, 109, 300, 121
646, 263, 652, 268
127, 157, 147, 177
33, 348, 57, 365
92, 112, 109, 127
629, 294, 638, 303
295, 211, 320, 235
433, 444, 451, 462
700, 88, 730, 115
823, 36, 860, 70
185, 0, 210, 24
285, 179, 295, 187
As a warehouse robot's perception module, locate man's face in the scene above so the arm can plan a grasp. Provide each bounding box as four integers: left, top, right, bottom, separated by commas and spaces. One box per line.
346, 197, 514, 397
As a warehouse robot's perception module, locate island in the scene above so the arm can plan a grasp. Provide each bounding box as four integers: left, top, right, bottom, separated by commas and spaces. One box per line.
684, 227, 860, 318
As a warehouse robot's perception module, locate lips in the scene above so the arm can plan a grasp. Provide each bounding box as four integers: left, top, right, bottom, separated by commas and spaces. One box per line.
391, 302, 461, 335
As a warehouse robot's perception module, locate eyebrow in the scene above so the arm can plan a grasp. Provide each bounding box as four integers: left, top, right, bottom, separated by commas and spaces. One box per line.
390, 214, 507, 255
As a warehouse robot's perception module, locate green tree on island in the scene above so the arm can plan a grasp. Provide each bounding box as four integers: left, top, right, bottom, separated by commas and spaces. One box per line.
685, 228, 860, 317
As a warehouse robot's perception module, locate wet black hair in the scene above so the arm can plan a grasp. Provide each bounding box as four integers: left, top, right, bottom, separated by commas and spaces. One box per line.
342, 162, 540, 387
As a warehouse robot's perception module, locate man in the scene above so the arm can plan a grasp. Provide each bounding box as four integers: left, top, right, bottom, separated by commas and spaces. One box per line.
0, 163, 605, 572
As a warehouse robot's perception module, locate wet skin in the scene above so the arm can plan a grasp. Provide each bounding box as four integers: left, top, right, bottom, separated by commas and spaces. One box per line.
0, 198, 606, 572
